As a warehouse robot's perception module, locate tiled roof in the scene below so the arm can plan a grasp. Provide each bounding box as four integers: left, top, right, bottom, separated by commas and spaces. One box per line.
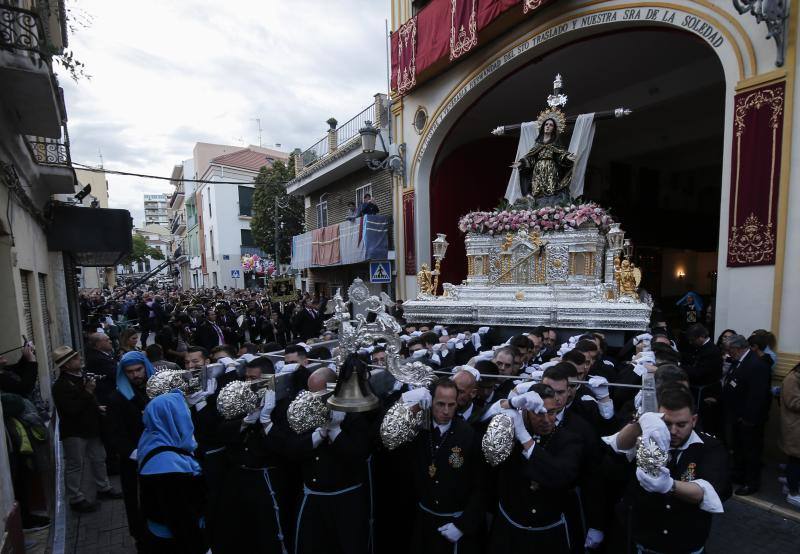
212, 148, 284, 172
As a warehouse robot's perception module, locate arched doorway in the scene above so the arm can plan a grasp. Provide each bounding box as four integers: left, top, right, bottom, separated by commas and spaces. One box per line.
427, 27, 725, 327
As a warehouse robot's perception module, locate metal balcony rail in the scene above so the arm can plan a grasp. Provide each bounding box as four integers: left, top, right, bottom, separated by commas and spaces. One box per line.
26, 134, 71, 165
336, 102, 377, 148
0, 4, 44, 57
298, 102, 381, 169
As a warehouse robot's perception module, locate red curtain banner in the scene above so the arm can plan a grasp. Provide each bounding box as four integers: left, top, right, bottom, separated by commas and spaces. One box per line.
312, 225, 341, 266
391, 0, 552, 94
403, 190, 417, 275
450, 0, 478, 61
726, 81, 785, 267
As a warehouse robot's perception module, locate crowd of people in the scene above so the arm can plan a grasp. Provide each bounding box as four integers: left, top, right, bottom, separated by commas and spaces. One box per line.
3, 282, 798, 554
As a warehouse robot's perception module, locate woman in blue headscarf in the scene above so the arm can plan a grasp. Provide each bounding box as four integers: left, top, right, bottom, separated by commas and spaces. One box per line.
137, 390, 207, 553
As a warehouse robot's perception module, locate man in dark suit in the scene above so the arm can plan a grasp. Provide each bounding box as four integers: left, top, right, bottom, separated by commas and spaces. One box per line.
682, 323, 723, 392
195, 308, 226, 351
84, 333, 118, 405
292, 301, 323, 341
721, 333, 772, 495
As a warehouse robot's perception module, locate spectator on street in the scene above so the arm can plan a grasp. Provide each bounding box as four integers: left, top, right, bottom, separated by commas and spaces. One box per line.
779, 363, 800, 508
84, 333, 118, 404
51, 345, 122, 512
119, 328, 142, 355
145, 343, 179, 372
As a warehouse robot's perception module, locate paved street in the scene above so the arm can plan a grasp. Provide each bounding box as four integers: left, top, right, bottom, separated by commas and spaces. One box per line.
65, 476, 800, 554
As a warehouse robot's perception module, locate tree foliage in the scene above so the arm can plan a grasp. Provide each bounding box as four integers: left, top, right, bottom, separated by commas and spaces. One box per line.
250, 156, 304, 265
121, 234, 165, 266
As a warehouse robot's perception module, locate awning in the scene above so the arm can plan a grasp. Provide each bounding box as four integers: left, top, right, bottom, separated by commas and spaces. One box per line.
46, 204, 133, 267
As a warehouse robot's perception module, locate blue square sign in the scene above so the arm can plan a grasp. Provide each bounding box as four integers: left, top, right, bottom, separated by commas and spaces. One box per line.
230, 269, 241, 279
369, 261, 391, 284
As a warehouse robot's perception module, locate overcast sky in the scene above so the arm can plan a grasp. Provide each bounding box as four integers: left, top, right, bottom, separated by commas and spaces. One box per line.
62, 0, 389, 226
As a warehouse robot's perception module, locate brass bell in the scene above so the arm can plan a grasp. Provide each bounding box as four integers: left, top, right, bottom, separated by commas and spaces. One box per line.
327, 354, 379, 413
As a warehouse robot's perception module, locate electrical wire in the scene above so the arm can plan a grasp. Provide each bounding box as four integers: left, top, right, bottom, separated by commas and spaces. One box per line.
71, 162, 268, 185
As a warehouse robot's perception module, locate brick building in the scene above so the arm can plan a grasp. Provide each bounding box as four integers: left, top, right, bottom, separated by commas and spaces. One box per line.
287, 94, 396, 298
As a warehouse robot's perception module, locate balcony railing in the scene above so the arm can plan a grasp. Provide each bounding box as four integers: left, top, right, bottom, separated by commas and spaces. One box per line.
291, 215, 390, 270
297, 100, 382, 172
26, 133, 71, 165
0, 4, 44, 59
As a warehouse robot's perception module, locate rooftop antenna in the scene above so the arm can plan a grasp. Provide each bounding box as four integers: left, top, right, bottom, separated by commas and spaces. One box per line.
98, 147, 104, 168
252, 118, 262, 147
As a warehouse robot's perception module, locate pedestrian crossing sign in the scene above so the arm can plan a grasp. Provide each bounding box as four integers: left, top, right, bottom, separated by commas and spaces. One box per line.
369, 261, 391, 283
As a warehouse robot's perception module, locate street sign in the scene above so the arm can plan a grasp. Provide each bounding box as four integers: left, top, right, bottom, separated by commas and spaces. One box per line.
230, 269, 241, 279
369, 261, 391, 283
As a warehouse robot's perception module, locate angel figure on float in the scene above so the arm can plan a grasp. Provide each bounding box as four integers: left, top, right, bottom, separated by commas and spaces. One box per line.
614, 256, 642, 299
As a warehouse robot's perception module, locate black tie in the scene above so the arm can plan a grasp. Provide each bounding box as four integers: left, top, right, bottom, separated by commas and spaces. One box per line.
667, 449, 680, 473
432, 427, 442, 446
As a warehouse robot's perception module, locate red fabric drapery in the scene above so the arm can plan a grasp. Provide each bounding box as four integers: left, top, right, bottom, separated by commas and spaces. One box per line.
726, 81, 785, 267
403, 190, 417, 275
312, 225, 341, 266
391, 0, 552, 94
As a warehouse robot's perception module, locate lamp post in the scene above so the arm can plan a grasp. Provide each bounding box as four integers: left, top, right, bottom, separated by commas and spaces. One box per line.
622, 238, 633, 260
431, 233, 449, 296
358, 120, 406, 177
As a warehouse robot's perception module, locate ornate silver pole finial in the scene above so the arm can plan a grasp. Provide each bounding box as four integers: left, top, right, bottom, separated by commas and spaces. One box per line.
547, 74, 568, 108
732, 0, 789, 66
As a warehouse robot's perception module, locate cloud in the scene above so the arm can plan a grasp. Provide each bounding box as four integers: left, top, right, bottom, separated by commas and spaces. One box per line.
60, 0, 388, 226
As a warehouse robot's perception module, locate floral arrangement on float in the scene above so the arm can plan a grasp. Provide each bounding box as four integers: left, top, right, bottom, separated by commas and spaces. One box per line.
241, 254, 276, 276
457, 201, 614, 235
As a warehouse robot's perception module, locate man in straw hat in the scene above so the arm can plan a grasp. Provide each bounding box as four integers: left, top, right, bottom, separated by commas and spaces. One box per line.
51, 345, 122, 513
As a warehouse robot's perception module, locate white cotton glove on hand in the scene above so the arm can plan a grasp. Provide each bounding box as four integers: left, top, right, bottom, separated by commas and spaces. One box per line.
402, 387, 432, 409
437, 523, 463, 543
326, 410, 346, 441
243, 408, 260, 425
636, 466, 674, 494
638, 412, 670, 451
186, 390, 210, 408
509, 390, 546, 414
260, 390, 276, 424
503, 408, 532, 444
481, 399, 505, 422
585, 528, 605, 549
587, 376, 610, 399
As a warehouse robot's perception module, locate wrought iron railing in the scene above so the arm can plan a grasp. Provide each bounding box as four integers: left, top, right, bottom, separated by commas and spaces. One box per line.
298, 101, 383, 171
0, 4, 44, 57
336, 102, 377, 148
26, 134, 71, 165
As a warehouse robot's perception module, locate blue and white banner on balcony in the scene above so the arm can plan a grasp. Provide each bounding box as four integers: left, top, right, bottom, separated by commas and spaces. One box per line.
363, 215, 389, 260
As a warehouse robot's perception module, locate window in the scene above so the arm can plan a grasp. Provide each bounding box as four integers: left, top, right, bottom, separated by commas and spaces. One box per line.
355, 184, 373, 209
316, 199, 328, 228
19, 271, 34, 341
212, 272, 218, 287
208, 191, 212, 219
241, 229, 256, 247
38, 274, 53, 361
238, 186, 254, 216
210, 229, 215, 261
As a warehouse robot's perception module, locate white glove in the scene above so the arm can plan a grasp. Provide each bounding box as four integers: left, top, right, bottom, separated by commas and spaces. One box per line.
402, 387, 432, 409
587, 376, 610, 399
503, 408, 532, 444
279, 362, 299, 374
437, 523, 463, 543
636, 466, 674, 494
481, 399, 504, 422
260, 390, 276, 423
218, 356, 238, 369
585, 528, 605, 549
243, 408, 260, 424
327, 410, 345, 441
186, 390, 209, 407
638, 412, 670, 451
411, 349, 427, 359
511, 381, 535, 397
509, 390, 546, 414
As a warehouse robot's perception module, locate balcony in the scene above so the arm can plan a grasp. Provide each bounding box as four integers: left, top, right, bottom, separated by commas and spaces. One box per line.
24, 127, 76, 193
291, 215, 391, 270
171, 212, 186, 234
0, 3, 67, 137
286, 95, 388, 197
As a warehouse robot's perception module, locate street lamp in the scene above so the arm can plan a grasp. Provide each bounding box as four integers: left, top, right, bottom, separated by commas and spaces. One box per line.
622, 238, 633, 260
431, 233, 449, 296
358, 120, 405, 176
